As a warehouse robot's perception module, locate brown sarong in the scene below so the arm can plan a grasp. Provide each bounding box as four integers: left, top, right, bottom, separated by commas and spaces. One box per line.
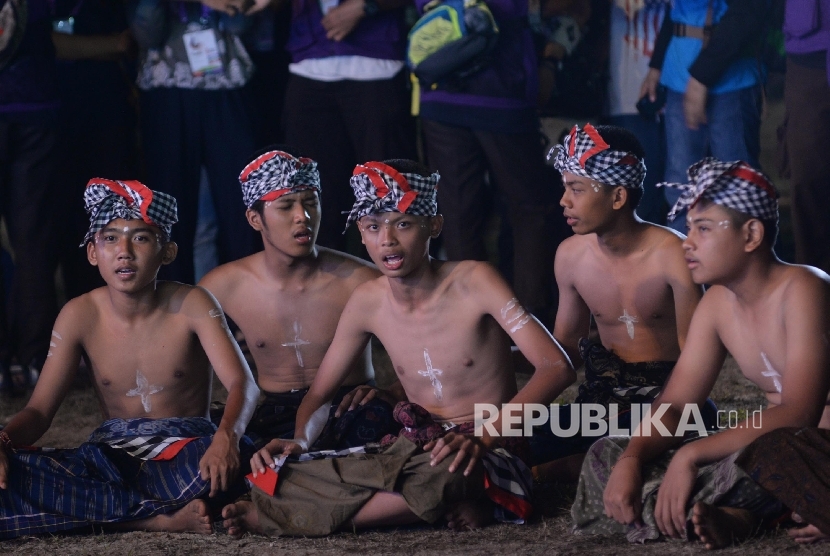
737, 427, 830, 535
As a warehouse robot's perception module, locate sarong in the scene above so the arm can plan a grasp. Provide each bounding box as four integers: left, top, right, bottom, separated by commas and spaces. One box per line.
249, 402, 533, 537
211, 380, 400, 450
530, 339, 718, 466
571, 436, 782, 543
737, 427, 830, 535
0, 417, 252, 540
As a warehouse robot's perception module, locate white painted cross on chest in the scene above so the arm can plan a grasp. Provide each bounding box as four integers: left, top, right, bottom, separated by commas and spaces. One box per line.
418, 348, 444, 401
282, 320, 311, 367
127, 369, 164, 413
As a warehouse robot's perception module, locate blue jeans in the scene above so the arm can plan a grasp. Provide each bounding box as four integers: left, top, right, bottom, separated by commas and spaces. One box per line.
663, 84, 762, 232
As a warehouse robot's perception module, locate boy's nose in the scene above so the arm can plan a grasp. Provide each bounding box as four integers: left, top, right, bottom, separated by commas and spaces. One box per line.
117, 237, 134, 258
379, 225, 397, 246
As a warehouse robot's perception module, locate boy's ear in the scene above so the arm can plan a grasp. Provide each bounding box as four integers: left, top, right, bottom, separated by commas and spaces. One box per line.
161, 241, 178, 265
86, 241, 99, 266
429, 215, 443, 238
246, 208, 264, 231
611, 186, 628, 210
743, 219, 765, 253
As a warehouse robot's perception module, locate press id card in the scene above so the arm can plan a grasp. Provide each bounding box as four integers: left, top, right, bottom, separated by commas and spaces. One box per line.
183, 29, 222, 76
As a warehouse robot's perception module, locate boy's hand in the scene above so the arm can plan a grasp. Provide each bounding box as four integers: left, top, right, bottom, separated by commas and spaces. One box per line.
321, 0, 364, 41
334, 385, 396, 417
250, 438, 305, 477
603, 455, 644, 526
655, 447, 697, 538
200, 429, 240, 497
424, 432, 489, 477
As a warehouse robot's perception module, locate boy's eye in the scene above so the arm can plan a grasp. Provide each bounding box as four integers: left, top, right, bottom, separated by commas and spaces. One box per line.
398, 221, 410, 229
104, 235, 116, 242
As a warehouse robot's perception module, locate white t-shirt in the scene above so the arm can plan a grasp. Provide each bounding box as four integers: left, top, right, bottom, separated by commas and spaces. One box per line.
289, 55, 404, 82
606, 0, 670, 116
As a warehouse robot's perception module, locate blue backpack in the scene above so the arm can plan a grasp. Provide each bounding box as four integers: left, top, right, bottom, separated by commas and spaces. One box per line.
406, 0, 498, 87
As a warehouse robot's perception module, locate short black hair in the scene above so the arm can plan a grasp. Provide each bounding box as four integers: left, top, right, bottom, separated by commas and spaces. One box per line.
592, 125, 646, 210
381, 159, 434, 177
592, 125, 646, 161
248, 144, 312, 215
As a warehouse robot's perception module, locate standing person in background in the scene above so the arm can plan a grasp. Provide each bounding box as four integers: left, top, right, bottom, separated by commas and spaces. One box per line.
642, 0, 764, 232
280, 0, 416, 253
127, 0, 270, 284
783, 0, 830, 274
603, 0, 670, 225
52, 0, 137, 300
0, 0, 60, 394
417, 0, 557, 324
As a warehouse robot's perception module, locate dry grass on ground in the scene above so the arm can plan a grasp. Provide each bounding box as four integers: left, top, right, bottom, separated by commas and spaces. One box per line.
2, 357, 828, 555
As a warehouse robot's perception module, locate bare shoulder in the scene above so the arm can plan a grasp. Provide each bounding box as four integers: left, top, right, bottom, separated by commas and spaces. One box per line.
198, 253, 262, 296
779, 263, 830, 302
554, 234, 591, 280
447, 260, 509, 298
697, 284, 733, 320
57, 288, 105, 334
317, 246, 381, 285
647, 223, 686, 250
161, 281, 222, 319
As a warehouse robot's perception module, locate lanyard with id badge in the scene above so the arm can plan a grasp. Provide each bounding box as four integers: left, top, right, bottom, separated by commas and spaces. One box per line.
179, 3, 223, 76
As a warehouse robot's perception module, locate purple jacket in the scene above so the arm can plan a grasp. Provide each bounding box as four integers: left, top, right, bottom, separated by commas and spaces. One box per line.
287, 0, 407, 62
416, 0, 539, 134
0, 0, 59, 119
785, 0, 830, 82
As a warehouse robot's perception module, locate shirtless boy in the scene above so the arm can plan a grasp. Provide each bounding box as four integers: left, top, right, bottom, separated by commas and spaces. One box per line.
221, 159, 575, 536
199, 148, 397, 449
572, 158, 830, 548
0, 179, 259, 539
531, 124, 705, 478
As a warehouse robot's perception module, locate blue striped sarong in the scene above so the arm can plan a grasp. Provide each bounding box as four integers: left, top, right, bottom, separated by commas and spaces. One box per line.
0, 416, 246, 539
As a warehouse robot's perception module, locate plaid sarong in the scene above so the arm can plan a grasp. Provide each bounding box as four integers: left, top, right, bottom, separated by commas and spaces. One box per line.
344, 162, 439, 230
548, 123, 646, 190
81, 178, 178, 246
0, 417, 247, 540
657, 158, 779, 223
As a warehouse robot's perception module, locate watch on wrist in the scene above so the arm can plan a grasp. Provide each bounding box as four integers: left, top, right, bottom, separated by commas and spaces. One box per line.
363, 0, 380, 17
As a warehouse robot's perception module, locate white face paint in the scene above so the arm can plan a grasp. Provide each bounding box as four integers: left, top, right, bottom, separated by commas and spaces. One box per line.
417, 348, 444, 401
760, 352, 782, 393
126, 369, 164, 413
281, 320, 311, 367
718, 220, 731, 229
590, 181, 601, 193
501, 297, 531, 333
618, 309, 638, 340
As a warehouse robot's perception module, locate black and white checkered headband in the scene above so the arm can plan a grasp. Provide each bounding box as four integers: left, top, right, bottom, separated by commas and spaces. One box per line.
239, 150, 321, 208
344, 162, 439, 230
548, 123, 646, 190
82, 178, 178, 246
658, 158, 779, 223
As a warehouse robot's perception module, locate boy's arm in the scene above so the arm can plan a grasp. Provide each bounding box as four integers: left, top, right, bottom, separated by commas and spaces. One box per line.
428, 263, 576, 475
552, 241, 591, 367
655, 275, 830, 538
188, 287, 259, 497
603, 291, 726, 526
663, 240, 704, 350
0, 304, 85, 489
250, 288, 374, 475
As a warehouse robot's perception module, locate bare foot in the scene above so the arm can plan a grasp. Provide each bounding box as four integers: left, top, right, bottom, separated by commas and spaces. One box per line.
444, 498, 494, 532
788, 515, 830, 544
115, 499, 213, 534
222, 500, 262, 538
691, 502, 758, 549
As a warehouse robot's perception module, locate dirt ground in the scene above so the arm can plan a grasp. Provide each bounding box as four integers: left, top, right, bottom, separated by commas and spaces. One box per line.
1, 357, 827, 556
